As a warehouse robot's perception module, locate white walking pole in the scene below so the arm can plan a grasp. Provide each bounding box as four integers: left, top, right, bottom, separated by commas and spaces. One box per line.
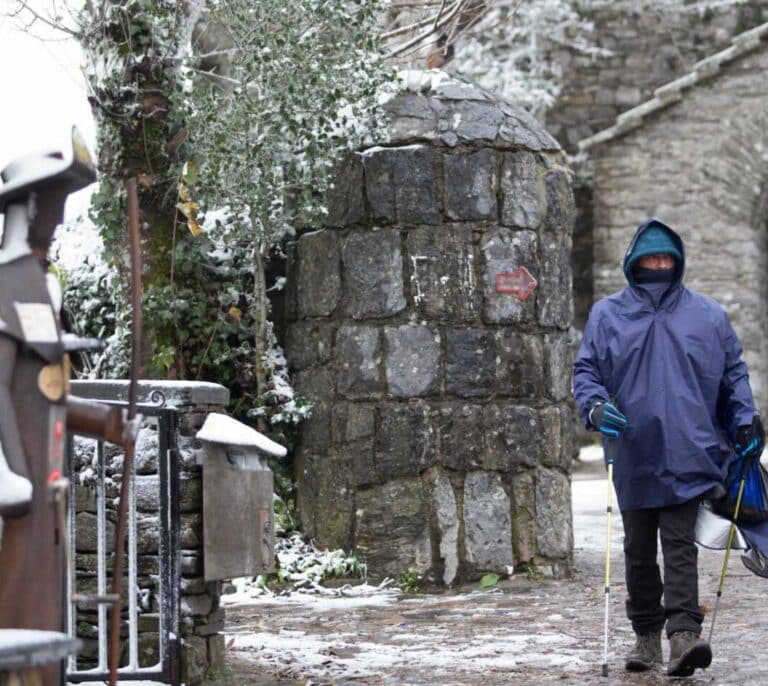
602, 450, 615, 677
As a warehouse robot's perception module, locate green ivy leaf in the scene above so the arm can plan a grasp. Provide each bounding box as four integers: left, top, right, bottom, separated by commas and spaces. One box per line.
479, 573, 500, 589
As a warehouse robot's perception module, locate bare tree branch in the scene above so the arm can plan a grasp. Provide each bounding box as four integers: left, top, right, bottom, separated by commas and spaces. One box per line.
11, 0, 79, 36
385, 0, 468, 59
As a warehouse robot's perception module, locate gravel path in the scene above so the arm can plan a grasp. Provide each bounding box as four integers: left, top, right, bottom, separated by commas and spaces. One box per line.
212, 454, 768, 685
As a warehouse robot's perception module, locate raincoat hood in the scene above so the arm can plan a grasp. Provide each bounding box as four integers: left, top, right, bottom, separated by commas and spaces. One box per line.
623, 218, 685, 287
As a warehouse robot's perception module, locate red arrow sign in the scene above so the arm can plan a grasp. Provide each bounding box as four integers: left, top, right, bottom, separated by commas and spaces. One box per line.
495, 267, 537, 301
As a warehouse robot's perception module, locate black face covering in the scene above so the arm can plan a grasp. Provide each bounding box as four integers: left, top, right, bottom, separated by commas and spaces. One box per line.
633, 266, 676, 284
633, 266, 677, 308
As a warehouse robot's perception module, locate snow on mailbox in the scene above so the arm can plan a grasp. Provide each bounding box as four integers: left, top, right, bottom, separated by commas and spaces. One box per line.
196, 413, 287, 581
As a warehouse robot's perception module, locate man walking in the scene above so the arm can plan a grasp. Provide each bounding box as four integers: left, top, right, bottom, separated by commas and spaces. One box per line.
573, 218, 764, 676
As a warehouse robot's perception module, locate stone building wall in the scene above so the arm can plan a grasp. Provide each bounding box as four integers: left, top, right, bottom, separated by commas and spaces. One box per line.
587, 45, 768, 411
286, 74, 576, 584
70, 380, 229, 685
544, 2, 768, 330
545, 0, 768, 151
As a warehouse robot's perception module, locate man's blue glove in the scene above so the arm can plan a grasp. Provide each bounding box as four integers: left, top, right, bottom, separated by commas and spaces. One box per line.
589, 401, 628, 438
734, 414, 765, 470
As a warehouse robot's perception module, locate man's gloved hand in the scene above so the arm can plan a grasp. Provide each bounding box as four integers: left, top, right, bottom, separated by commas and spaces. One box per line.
735, 414, 765, 466
589, 401, 628, 438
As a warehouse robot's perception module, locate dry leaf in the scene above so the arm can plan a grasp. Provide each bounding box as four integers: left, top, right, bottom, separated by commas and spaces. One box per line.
187, 218, 203, 237
176, 201, 199, 219
178, 183, 190, 202
228, 306, 242, 323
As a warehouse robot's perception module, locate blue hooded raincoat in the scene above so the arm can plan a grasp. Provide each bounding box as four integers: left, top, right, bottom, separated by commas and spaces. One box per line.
573, 218, 756, 511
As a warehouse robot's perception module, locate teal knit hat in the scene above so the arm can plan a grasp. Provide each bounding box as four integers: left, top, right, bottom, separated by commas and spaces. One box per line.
625, 224, 682, 274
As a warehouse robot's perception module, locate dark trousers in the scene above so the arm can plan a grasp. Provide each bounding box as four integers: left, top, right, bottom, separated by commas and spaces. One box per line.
621, 498, 704, 637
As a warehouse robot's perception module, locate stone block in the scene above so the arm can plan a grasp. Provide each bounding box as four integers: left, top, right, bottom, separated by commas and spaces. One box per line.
208, 634, 226, 669
501, 152, 543, 229
181, 634, 208, 686
345, 439, 379, 488
181, 577, 207, 594
342, 230, 407, 319
538, 234, 573, 329
437, 404, 484, 472
314, 452, 355, 550
510, 470, 537, 562
326, 153, 365, 227
375, 404, 436, 480
336, 325, 383, 398
135, 474, 160, 513
447, 101, 504, 141
542, 169, 575, 235
385, 93, 439, 142
135, 428, 159, 475
536, 468, 572, 559
355, 478, 432, 578
296, 230, 341, 317
483, 405, 539, 470
285, 321, 334, 371
560, 404, 576, 472
463, 471, 514, 574
75, 483, 96, 513
194, 607, 225, 636
295, 366, 335, 404
498, 106, 560, 151
406, 226, 478, 322
541, 403, 575, 473
393, 146, 440, 225
181, 552, 203, 576
331, 403, 376, 444
362, 147, 396, 224
481, 228, 538, 324
180, 513, 203, 549
137, 554, 159, 575
444, 149, 497, 221
445, 329, 495, 398
496, 331, 544, 398
136, 516, 160, 555
545, 333, 572, 402
384, 325, 441, 397
139, 632, 160, 668
294, 451, 320, 541
179, 475, 202, 514
75, 512, 114, 553
182, 593, 212, 618
432, 472, 459, 585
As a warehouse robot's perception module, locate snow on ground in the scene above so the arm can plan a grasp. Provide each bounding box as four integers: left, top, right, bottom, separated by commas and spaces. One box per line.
220, 446, 617, 684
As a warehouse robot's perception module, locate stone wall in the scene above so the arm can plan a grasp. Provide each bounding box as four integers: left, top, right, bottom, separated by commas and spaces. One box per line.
545, 0, 768, 151
286, 73, 576, 584
69, 380, 229, 685
544, 2, 768, 330
588, 45, 768, 412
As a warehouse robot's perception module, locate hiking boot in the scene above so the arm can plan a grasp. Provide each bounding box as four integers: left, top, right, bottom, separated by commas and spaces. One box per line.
667, 631, 712, 677
625, 630, 662, 671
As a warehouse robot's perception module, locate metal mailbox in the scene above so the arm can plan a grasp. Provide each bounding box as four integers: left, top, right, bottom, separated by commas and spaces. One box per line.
196, 413, 286, 581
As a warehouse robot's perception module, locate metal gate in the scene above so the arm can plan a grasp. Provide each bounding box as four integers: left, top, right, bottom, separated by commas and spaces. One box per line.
65, 395, 180, 684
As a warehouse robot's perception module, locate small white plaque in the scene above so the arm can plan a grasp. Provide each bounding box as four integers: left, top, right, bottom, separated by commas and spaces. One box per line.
14, 303, 58, 343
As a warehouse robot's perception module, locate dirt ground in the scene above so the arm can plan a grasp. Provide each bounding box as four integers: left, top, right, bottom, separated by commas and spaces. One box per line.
208, 456, 768, 685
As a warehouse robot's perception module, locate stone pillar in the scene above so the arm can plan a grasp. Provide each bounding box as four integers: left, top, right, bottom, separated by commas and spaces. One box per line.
69, 380, 229, 685
287, 73, 576, 584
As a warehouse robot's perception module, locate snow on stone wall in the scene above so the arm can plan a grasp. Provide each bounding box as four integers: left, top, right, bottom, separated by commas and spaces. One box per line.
286, 73, 576, 585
